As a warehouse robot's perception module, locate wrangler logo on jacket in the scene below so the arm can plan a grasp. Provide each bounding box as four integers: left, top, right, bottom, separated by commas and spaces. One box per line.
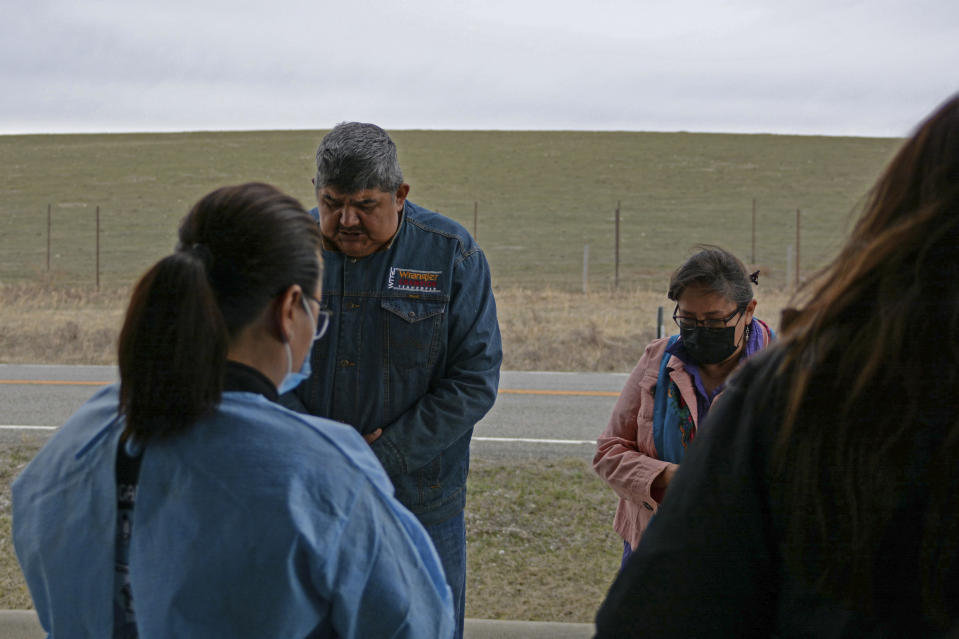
387, 267, 442, 293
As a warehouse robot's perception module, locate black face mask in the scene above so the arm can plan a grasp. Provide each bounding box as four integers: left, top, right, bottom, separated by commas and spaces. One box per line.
680, 325, 740, 365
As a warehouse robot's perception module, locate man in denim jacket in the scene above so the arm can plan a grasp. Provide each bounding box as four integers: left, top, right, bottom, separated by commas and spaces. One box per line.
283, 122, 502, 639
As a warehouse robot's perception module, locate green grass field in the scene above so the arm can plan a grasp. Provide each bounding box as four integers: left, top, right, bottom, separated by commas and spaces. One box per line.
0, 129, 902, 290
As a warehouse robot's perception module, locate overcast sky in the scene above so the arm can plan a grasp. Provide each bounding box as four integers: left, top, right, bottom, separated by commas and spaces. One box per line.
2, 0, 957, 136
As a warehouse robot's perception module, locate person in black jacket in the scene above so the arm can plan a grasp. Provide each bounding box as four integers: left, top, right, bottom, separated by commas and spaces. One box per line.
594, 91, 959, 638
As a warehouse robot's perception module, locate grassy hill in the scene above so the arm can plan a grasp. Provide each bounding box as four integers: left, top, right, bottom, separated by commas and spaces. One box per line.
0, 129, 902, 290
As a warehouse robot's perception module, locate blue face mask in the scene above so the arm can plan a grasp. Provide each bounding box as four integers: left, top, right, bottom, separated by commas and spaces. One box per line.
277, 298, 315, 395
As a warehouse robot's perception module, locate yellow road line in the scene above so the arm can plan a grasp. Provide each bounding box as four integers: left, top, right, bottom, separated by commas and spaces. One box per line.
498, 389, 619, 397
0, 381, 620, 397
0, 380, 110, 386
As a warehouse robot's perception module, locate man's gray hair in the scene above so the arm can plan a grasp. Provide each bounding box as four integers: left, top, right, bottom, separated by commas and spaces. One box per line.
314, 122, 404, 194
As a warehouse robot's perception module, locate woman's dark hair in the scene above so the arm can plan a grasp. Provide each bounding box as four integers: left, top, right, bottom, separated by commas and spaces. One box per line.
667, 245, 753, 307
774, 93, 959, 624
117, 182, 322, 442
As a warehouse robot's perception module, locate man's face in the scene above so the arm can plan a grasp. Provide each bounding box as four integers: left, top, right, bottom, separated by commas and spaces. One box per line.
316, 184, 409, 258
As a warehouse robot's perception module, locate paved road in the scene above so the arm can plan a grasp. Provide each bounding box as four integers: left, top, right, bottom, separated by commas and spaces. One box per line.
0, 364, 626, 460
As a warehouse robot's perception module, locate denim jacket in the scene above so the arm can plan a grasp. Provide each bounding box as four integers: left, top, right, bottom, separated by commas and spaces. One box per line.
285, 201, 502, 526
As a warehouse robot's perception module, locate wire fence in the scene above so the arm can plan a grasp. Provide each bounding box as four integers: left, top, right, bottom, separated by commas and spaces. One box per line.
1, 198, 838, 293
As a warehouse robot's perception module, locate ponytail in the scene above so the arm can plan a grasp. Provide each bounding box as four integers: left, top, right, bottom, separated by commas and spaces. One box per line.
118, 181, 321, 441
118, 250, 228, 442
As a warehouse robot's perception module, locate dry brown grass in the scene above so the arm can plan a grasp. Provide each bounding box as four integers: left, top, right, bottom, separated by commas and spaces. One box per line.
0, 282, 127, 365
0, 282, 794, 370
497, 284, 793, 372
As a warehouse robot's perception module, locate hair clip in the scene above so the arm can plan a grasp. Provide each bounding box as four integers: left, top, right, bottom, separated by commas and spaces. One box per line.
749, 270, 760, 285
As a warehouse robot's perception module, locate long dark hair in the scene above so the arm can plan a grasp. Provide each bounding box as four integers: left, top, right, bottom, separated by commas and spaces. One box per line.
773, 93, 959, 623
117, 182, 322, 442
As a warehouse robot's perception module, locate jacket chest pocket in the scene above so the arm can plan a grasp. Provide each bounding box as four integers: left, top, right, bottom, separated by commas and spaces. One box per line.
381, 298, 446, 369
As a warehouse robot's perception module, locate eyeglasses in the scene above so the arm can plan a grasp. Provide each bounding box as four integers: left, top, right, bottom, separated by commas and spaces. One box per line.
303, 294, 331, 341
672, 304, 744, 330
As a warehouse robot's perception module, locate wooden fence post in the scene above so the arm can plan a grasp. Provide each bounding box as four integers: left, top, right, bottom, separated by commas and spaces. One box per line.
46, 204, 51, 272
795, 208, 800, 288
786, 245, 794, 290
614, 201, 621, 289
96, 206, 101, 290
583, 245, 589, 294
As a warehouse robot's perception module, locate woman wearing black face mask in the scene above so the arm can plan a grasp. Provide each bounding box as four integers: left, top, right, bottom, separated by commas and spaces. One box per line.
596, 92, 959, 639
593, 246, 774, 569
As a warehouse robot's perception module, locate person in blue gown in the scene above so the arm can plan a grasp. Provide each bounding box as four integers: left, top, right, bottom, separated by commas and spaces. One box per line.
13, 182, 455, 639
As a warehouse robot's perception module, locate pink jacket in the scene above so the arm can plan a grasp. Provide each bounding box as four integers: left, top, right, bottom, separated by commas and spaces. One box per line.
592, 336, 701, 549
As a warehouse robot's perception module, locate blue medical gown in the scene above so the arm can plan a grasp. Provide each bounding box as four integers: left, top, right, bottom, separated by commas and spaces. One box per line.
12, 384, 454, 638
